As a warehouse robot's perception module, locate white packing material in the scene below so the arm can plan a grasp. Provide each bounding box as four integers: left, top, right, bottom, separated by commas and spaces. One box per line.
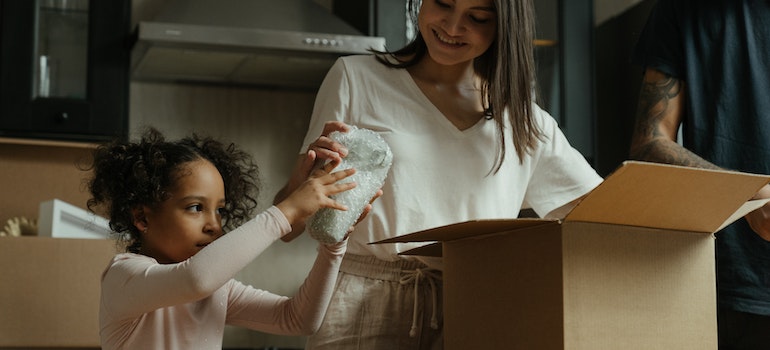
307, 126, 393, 243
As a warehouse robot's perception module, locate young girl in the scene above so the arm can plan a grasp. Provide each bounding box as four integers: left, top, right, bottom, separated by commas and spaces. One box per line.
275, 0, 603, 349
88, 128, 361, 349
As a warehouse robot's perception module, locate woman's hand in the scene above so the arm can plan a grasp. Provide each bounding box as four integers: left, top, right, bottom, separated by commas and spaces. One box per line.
307, 121, 351, 169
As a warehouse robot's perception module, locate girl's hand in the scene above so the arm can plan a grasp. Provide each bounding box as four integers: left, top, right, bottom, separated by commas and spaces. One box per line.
273, 121, 352, 241
273, 121, 350, 207
276, 166, 357, 227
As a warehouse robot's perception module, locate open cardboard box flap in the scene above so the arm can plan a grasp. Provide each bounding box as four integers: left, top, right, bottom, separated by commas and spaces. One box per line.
371, 161, 770, 255
566, 161, 769, 232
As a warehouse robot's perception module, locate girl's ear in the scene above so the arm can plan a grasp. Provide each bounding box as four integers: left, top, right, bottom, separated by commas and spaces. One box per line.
132, 207, 148, 233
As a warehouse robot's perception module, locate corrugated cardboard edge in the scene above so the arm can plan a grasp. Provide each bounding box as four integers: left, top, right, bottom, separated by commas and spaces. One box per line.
399, 242, 443, 257
370, 218, 557, 244
566, 161, 770, 233
717, 198, 770, 232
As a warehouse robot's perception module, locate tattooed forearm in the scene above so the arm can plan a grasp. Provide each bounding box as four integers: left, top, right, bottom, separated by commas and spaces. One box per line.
629, 73, 721, 170
631, 138, 722, 170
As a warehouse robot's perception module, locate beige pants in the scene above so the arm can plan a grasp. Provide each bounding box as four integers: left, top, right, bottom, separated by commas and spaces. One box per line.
305, 253, 444, 350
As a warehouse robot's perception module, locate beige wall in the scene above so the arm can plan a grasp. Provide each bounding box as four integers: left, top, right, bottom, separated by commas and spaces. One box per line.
0, 140, 94, 228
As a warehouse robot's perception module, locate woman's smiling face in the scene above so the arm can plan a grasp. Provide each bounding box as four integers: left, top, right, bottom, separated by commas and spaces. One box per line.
418, 0, 497, 67
139, 159, 226, 264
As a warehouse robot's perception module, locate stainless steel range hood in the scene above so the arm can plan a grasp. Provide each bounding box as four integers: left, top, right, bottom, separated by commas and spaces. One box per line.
131, 0, 385, 89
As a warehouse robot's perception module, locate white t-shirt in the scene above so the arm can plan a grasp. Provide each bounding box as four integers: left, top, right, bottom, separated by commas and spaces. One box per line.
303, 55, 602, 262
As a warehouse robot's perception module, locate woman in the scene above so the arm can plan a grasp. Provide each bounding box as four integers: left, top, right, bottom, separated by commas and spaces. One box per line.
275, 0, 602, 348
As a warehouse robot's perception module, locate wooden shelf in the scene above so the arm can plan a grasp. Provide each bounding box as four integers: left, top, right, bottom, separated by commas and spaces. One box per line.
535, 39, 558, 47
0, 136, 98, 149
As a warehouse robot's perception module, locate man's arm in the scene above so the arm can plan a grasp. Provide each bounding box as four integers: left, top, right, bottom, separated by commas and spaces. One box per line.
629, 68, 719, 169
630, 68, 770, 240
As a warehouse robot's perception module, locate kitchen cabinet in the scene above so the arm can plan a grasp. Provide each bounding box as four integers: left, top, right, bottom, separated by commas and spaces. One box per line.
0, 0, 131, 142
333, 0, 409, 50
594, 0, 656, 176
534, 0, 595, 164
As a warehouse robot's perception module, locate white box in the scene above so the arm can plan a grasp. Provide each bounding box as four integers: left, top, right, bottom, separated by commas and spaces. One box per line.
38, 199, 111, 239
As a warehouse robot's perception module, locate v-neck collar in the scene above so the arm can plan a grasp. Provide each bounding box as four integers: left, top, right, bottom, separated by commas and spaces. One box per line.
399, 68, 487, 136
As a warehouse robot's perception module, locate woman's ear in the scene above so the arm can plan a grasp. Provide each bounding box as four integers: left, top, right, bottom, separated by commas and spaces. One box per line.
132, 207, 148, 233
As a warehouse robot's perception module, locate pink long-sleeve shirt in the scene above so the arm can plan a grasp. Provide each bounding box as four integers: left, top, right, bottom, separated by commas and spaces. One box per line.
99, 206, 346, 349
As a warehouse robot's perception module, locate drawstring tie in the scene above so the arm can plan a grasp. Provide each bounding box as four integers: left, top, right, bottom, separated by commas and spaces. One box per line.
399, 267, 442, 337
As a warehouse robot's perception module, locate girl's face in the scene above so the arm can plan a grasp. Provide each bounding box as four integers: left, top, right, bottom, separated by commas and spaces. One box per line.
139, 159, 226, 264
418, 0, 497, 67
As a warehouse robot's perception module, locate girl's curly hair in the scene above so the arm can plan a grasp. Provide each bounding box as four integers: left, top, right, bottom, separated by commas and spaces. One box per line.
86, 128, 260, 253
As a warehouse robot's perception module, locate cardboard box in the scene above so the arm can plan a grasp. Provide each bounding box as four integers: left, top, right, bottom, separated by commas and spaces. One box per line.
373, 161, 770, 350
0, 237, 117, 347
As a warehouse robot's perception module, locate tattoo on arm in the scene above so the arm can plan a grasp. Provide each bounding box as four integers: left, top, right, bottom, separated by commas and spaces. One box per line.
635, 75, 679, 142
630, 74, 719, 170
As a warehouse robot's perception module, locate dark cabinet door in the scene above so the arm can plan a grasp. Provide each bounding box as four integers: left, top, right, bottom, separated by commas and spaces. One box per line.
534, 0, 595, 165
333, 0, 409, 51
0, 0, 130, 142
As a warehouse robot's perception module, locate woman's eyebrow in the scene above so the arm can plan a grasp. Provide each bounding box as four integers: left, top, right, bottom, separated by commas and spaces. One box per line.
471, 6, 496, 12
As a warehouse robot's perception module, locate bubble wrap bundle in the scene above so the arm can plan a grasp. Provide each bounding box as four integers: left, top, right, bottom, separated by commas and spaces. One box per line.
307, 126, 393, 244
